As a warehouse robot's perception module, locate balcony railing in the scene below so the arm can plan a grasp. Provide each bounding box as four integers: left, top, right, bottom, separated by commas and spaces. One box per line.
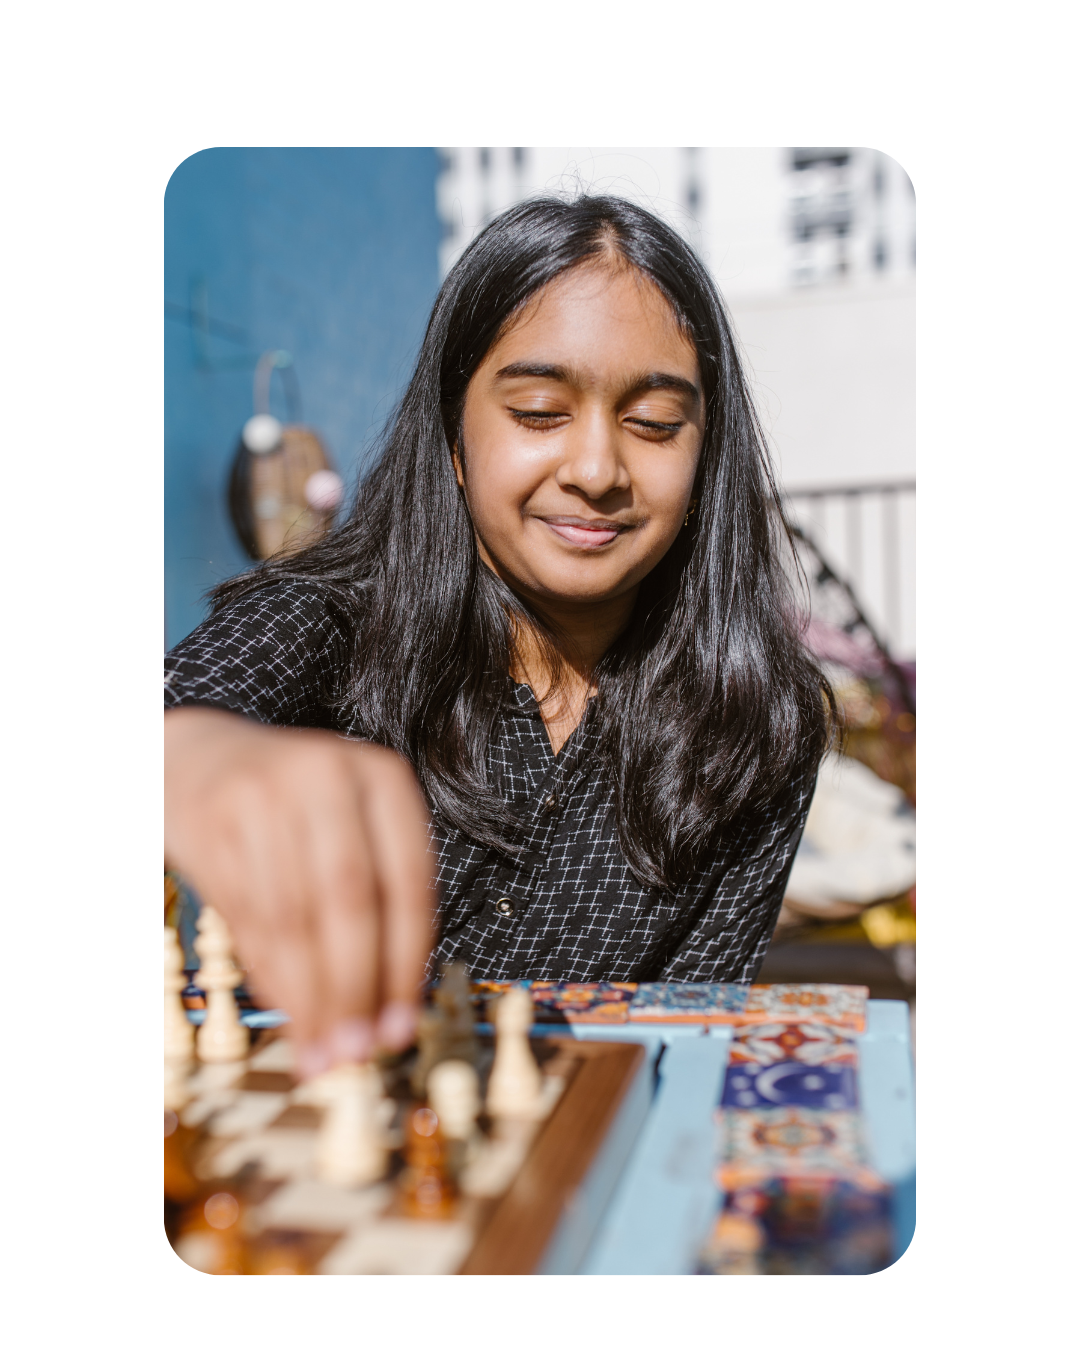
782, 479, 915, 661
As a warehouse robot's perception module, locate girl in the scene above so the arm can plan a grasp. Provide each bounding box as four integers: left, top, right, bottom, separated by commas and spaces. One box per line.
164, 194, 832, 1079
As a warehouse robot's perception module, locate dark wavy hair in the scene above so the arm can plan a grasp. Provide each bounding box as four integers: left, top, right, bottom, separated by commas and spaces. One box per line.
213, 194, 833, 891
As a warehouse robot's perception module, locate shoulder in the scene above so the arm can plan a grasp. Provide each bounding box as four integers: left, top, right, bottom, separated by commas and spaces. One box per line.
164, 579, 354, 727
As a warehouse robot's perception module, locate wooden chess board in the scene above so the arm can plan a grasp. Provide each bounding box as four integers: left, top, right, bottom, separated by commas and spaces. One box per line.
165, 1027, 650, 1275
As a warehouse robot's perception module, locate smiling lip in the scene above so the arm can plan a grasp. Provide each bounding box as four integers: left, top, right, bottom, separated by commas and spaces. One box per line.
540, 516, 626, 549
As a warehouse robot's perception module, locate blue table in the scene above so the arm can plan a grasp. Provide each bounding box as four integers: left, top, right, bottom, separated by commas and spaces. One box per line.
213, 998, 914, 1273
542, 1000, 914, 1274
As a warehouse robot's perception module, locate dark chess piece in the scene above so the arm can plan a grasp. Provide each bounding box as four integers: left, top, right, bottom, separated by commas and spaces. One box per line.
399, 1106, 456, 1219
410, 961, 479, 1096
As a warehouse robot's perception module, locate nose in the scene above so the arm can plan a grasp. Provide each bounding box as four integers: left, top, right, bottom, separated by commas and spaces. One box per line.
553, 408, 631, 500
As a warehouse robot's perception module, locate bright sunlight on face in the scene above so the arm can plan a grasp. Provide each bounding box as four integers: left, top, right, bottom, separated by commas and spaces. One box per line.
455, 261, 705, 623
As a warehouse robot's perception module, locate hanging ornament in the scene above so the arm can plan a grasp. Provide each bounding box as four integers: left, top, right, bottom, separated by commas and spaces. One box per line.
227, 351, 344, 561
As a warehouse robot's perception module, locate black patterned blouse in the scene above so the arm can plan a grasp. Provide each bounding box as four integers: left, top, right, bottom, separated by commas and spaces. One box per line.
164, 582, 813, 984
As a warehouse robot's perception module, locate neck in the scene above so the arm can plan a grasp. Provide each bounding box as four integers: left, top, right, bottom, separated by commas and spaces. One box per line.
507, 586, 638, 755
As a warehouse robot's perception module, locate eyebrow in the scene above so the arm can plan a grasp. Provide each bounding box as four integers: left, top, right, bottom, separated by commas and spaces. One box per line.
494, 362, 701, 405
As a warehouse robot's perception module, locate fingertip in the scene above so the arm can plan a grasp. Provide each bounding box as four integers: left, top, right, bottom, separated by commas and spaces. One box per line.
296, 1039, 333, 1081
328, 1017, 376, 1064
376, 1001, 418, 1052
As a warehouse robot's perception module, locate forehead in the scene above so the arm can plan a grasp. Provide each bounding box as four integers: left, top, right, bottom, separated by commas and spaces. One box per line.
482, 262, 698, 377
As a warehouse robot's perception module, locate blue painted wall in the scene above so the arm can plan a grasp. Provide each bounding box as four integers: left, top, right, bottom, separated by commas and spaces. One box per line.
165, 148, 442, 648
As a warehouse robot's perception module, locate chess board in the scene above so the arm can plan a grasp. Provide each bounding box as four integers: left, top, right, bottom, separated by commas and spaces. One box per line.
165, 1027, 649, 1275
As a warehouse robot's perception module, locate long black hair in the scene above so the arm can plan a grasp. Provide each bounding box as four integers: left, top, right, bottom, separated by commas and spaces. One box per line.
212, 194, 833, 891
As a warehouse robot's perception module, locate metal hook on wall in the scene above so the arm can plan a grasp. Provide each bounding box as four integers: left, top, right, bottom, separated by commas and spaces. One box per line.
242, 351, 302, 456
253, 350, 302, 422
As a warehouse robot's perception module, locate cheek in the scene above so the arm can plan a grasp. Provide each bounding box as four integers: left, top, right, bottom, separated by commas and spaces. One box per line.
635, 454, 700, 532
462, 423, 546, 530
465, 450, 532, 533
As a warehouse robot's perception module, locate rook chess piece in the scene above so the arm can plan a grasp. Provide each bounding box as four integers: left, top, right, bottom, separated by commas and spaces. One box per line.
485, 986, 543, 1121
410, 961, 480, 1096
193, 906, 248, 1063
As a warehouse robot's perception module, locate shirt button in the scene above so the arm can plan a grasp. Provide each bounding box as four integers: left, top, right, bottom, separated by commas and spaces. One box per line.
494, 897, 516, 916
543, 793, 558, 813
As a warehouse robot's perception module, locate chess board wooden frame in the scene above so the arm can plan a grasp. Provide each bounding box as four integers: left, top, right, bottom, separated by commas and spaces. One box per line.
459, 1036, 647, 1274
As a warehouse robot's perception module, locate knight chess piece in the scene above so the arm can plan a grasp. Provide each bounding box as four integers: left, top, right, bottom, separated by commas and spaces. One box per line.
486, 986, 544, 1121
410, 961, 479, 1096
193, 906, 248, 1063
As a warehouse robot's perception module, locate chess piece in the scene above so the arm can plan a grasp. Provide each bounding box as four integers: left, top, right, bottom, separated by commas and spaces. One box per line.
311, 1062, 391, 1188
164, 1057, 192, 1113
193, 906, 248, 1063
400, 1105, 456, 1218
410, 961, 479, 1096
164, 926, 195, 1061
485, 986, 543, 1121
428, 1059, 482, 1183
427, 1060, 480, 1143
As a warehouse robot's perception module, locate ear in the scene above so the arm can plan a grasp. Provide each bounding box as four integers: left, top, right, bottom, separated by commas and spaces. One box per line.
451, 444, 465, 490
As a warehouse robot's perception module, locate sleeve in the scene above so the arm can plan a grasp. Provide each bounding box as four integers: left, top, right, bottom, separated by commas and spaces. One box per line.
658, 767, 817, 983
163, 581, 351, 730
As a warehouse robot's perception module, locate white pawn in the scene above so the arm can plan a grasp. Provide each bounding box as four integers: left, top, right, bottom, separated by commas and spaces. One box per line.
194, 906, 248, 1063
486, 987, 544, 1121
311, 1063, 392, 1188
428, 1059, 481, 1145
164, 926, 195, 1061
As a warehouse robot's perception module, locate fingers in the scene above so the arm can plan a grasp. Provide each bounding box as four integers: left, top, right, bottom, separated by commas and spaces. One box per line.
164, 712, 439, 1074
350, 745, 438, 1051
303, 760, 382, 1063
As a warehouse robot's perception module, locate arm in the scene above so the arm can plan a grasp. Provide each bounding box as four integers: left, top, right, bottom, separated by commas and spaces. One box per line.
164, 584, 437, 1075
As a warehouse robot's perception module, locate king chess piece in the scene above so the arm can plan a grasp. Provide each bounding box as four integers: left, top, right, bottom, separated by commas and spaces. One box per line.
486, 986, 543, 1122
193, 906, 248, 1063
411, 961, 479, 1096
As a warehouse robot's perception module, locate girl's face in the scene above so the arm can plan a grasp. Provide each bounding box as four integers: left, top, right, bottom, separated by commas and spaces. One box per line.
455, 262, 705, 615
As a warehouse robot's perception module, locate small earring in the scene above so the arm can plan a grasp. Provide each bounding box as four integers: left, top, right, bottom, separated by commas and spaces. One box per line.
684, 498, 698, 529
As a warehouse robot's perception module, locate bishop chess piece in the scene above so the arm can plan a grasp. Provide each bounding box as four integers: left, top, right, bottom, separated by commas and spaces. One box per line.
485, 986, 544, 1121
193, 906, 248, 1063
410, 961, 479, 1096
311, 1063, 392, 1188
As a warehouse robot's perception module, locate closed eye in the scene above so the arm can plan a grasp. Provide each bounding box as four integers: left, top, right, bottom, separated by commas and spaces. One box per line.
509, 409, 569, 428
625, 417, 684, 438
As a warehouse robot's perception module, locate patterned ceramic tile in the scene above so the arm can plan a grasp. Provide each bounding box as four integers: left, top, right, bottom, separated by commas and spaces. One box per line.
528, 982, 637, 1023
736, 984, 869, 1032
727, 1021, 859, 1066
718, 1106, 868, 1185
721, 1060, 858, 1111
628, 982, 750, 1022
698, 1174, 893, 1275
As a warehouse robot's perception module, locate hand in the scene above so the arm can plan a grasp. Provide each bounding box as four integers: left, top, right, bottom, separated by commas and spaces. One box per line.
164, 707, 437, 1077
